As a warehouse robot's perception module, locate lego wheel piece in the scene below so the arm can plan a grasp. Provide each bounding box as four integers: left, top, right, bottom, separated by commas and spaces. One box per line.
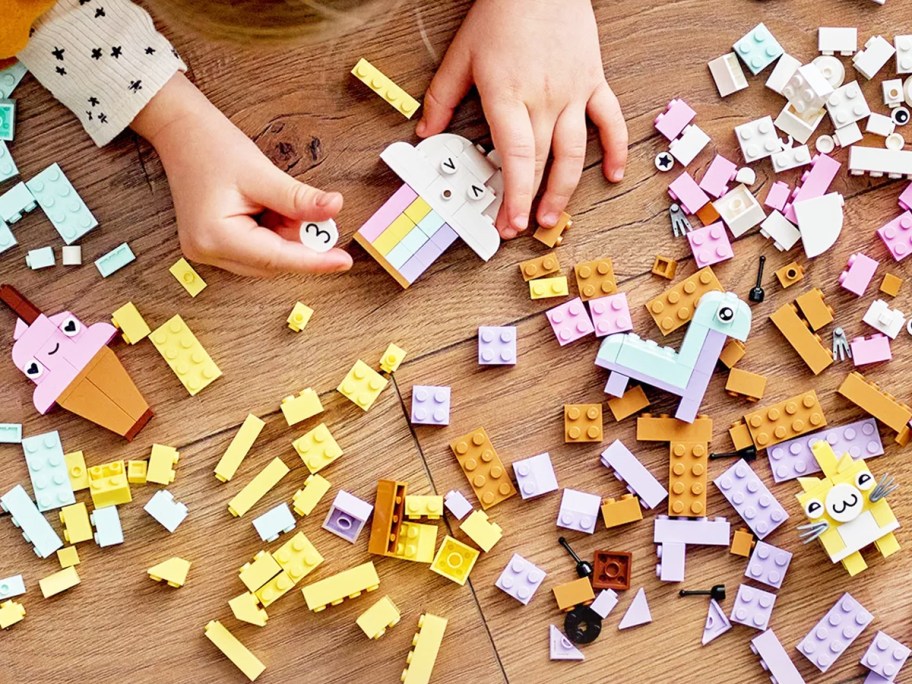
564, 605, 602, 645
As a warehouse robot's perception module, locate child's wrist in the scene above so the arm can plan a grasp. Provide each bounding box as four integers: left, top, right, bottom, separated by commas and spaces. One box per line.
131, 72, 213, 151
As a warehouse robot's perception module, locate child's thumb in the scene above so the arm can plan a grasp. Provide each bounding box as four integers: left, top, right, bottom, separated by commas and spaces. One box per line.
255, 167, 342, 221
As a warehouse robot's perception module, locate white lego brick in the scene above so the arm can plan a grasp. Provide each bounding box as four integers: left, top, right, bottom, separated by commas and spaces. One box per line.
61, 245, 82, 266
668, 124, 710, 167
771, 145, 811, 173
0, 484, 62, 559
713, 184, 766, 236
656, 541, 686, 582
853, 36, 895, 80
25, 246, 54, 270
590, 589, 619, 619
848, 146, 912, 179
765, 53, 800, 95
556, 488, 601, 534
708, 53, 748, 98
783, 64, 834, 115
863, 300, 906, 339
794, 193, 844, 258
91, 505, 124, 547
866, 113, 896, 138
774, 103, 825, 144
252, 502, 296, 542
0, 574, 26, 600
819, 28, 857, 56
884, 79, 905, 107
144, 490, 188, 533
760, 210, 801, 251
444, 490, 472, 520
735, 116, 783, 163
600, 440, 666, 509
513, 452, 559, 499
826, 81, 870, 129
812, 55, 845, 89
834, 122, 863, 148
653, 516, 731, 546
896, 35, 912, 73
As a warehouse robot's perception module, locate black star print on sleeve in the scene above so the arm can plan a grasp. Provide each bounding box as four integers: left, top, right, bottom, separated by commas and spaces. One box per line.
55, 66, 66, 76
94, 7, 105, 18
128, 80, 142, 92
91, 48, 102, 60
111, 46, 122, 58
51, 47, 65, 60
145, 47, 156, 55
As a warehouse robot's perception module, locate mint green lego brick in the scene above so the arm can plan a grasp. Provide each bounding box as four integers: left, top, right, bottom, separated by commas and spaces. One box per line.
386, 225, 429, 270
0, 219, 14, 254
0, 62, 27, 99
26, 246, 55, 270
0, 423, 22, 444
0, 99, 14, 141
613, 336, 693, 388
26, 163, 98, 244
95, 242, 135, 277
0, 182, 36, 224
0, 141, 17, 182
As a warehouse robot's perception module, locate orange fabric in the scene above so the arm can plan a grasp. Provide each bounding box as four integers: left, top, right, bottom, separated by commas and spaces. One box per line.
0, 0, 58, 59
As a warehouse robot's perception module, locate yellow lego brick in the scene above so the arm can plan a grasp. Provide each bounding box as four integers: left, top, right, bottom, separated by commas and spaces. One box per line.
280, 388, 324, 426
169, 257, 207, 297
646, 266, 722, 335
404, 495, 444, 520
292, 474, 331, 516
404, 196, 432, 225
0, 600, 25, 630
39, 566, 80, 598
718, 338, 747, 369
215, 414, 265, 483
293, 423, 343, 474
730, 528, 755, 557
729, 421, 754, 451
373, 213, 416, 256
520, 253, 561, 281
64, 451, 89, 491
575, 258, 617, 300
88, 461, 131, 508
239, 551, 283, 593
795, 288, 833, 331
351, 57, 420, 119
607, 386, 650, 421
146, 444, 179, 485
254, 569, 296, 607
553, 577, 595, 611
401, 613, 448, 684
529, 276, 569, 300
391, 522, 437, 563
111, 301, 150, 344
379, 343, 407, 373
272, 531, 324, 582
57, 546, 80, 568
636, 413, 713, 443
301, 561, 380, 612
338, 359, 388, 411
429, 536, 479, 586
59, 502, 92, 544
228, 457, 290, 517
126, 460, 147, 484
229, 592, 268, 627
204, 620, 266, 682
533, 211, 573, 248
150, 314, 222, 396
564, 404, 603, 442
459, 510, 502, 552
356, 595, 401, 639
600, 494, 644, 528
148, 557, 191, 588
287, 302, 314, 332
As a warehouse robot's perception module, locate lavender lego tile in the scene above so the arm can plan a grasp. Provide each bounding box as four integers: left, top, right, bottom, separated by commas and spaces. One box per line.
556, 488, 600, 534
549, 625, 584, 660
618, 587, 652, 629
798, 592, 873, 672
703, 599, 732, 645
410, 385, 451, 425
861, 631, 910, 680
730, 584, 776, 631
767, 418, 884, 483
513, 452, 558, 499
713, 459, 788, 539
478, 326, 517, 365
495, 553, 546, 605
745, 540, 792, 589
600, 440, 667, 509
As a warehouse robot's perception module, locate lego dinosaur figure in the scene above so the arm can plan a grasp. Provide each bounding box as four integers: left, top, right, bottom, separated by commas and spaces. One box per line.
595, 291, 752, 423
797, 441, 900, 577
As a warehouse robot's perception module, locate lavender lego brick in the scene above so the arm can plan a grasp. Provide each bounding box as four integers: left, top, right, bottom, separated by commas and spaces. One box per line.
674, 328, 727, 423
604, 372, 629, 397
878, 212, 912, 262
444, 490, 472, 520
713, 459, 788, 540
556, 488, 600, 534
865, 673, 896, 684
687, 223, 734, 268
495, 553, 546, 605
840, 253, 879, 296
851, 335, 892, 366
549, 625, 584, 660
618, 587, 652, 629
703, 599, 732, 645
410, 385, 451, 425
653, 516, 730, 546
745, 541, 792, 589
591, 589, 619, 619
478, 326, 517, 365
600, 439, 667, 509
321, 491, 373, 543
513, 452, 558, 499
668, 170, 711, 214
547, 298, 594, 346
656, 541, 685, 582
798, 593, 873, 672
767, 418, 883, 483
751, 629, 805, 684
589, 293, 632, 337
730, 584, 776, 631
861, 632, 910, 680
655, 98, 696, 140
699, 154, 737, 198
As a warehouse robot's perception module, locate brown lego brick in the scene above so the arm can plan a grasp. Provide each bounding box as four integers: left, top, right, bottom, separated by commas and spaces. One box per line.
718, 339, 746, 369
636, 414, 713, 443
600, 494, 643, 528
695, 202, 721, 226
367, 479, 407, 556
646, 266, 723, 335
0, 284, 41, 324
838, 372, 912, 435
552, 576, 595, 611
775, 262, 804, 289
668, 441, 708, 517
564, 404, 603, 443
651, 255, 678, 279
519, 253, 560, 281
533, 211, 572, 248
450, 428, 517, 510
730, 528, 755, 557
769, 303, 833, 375
592, 551, 632, 590
574, 258, 617, 300
880, 273, 903, 297
607, 386, 650, 421
729, 421, 754, 451
742, 390, 826, 449
794, 288, 833, 331
725, 368, 767, 402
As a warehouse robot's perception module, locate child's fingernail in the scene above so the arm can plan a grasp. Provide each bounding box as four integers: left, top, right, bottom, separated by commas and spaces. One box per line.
541, 212, 558, 226
316, 192, 337, 208
610, 168, 625, 182
416, 120, 427, 136
512, 214, 529, 231
503, 228, 517, 239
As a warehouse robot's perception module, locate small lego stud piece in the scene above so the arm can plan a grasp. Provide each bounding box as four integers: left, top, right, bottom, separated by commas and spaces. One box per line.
679, 584, 726, 601
558, 536, 593, 579
710, 445, 757, 461
564, 605, 603, 645
749, 255, 766, 303
832, 327, 852, 362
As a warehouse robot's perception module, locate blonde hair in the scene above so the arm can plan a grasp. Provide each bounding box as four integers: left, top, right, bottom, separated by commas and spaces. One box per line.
150, 0, 395, 45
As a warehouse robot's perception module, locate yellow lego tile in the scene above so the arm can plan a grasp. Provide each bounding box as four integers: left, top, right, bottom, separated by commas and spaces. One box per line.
338, 359, 389, 411
126, 460, 147, 484
57, 546, 80, 568
287, 301, 314, 332
39, 566, 80, 598
459, 510, 502, 552
215, 414, 265, 483
390, 522, 437, 563
351, 57, 421, 119
600, 494, 644, 528
239, 551, 283, 593
64, 451, 89, 491
148, 557, 191, 588
529, 276, 569, 300
59, 502, 92, 544
293, 423, 343, 474
881, 273, 903, 297
280, 388, 324, 426
0, 600, 25, 630
430, 536, 479, 586
88, 461, 131, 508
254, 569, 296, 607
404, 495, 444, 520
228, 457, 290, 517
292, 474, 331, 516
379, 343, 407, 373
146, 444, 179, 485
300, 561, 380, 612
404, 196, 432, 225
149, 314, 222, 396
272, 531, 323, 583
401, 613, 448, 684
204, 620, 265, 682
376, 213, 418, 257
356, 595, 401, 639
169, 258, 207, 297
229, 592, 268, 627
111, 301, 150, 344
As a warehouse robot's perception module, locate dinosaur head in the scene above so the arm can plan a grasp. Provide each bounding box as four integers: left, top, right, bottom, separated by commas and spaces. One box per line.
691, 291, 752, 341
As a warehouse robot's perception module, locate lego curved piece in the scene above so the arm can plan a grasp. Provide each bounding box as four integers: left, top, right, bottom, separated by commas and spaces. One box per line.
794, 193, 844, 258
691, 291, 753, 341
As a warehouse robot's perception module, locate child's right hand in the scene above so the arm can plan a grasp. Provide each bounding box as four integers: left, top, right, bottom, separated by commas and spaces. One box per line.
132, 73, 352, 278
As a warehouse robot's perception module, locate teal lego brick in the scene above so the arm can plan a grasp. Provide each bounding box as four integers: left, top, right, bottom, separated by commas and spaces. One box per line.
0, 99, 14, 141
0, 219, 14, 254
0, 423, 22, 444
95, 242, 135, 277
0, 62, 27, 99
0, 140, 16, 182
26, 163, 98, 244
613, 337, 694, 388
733, 23, 783, 75
0, 182, 36, 224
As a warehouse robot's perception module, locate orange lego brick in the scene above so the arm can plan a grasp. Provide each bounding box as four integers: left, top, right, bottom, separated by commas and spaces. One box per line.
775, 262, 804, 289
668, 441, 708, 517
718, 339, 746, 369
794, 288, 833, 331
607, 386, 650, 421
725, 368, 767, 402
636, 414, 713, 443
729, 421, 754, 451
450, 428, 517, 510
592, 551, 632, 590
695, 202, 721, 226
730, 528, 755, 557
368, 479, 407, 556
880, 273, 903, 297
838, 372, 912, 435
552, 577, 594, 611
646, 266, 723, 335
564, 404, 603, 443
742, 390, 826, 449
533, 211, 572, 248
519, 253, 561, 282
651, 256, 678, 280
769, 303, 833, 375
600, 494, 643, 528
574, 258, 617, 301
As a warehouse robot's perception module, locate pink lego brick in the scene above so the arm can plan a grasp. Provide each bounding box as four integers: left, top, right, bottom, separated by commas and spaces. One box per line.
784, 153, 841, 222
839, 253, 879, 296
751, 629, 804, 684
730, 584, 776, 631
702, 599, 732, 646
699, 154, 737, 198
798, 593, 873, 672
546, 298, 594, 346
655, 541, 685, 582
899, 182, 912, 211
851, 334, 892, 366
877, 211, 912, 261
860, 631, 910, 681
599, 439, 667, 509
655, 98, 696, 141
745, 540, 792, 589
687, 222, 734, 268
357, 184, 418, 242
653, 515, 730, 546
589, 293, 632, 337
556, 488, 600, 534
767, 418, 883, 483
668, 171, 711, 214
713, 459, 788, 540
764, 181, 791, 211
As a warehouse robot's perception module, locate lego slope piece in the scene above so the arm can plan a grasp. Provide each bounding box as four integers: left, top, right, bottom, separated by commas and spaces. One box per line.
357, 595, 401, 639
215, 414, 265, 482
767, 418, 883, 483
0, 484, 63, 558
169, 258, 206, 297
861, 632, 910, 680
147, 443, 179, 485
863, 300, 905, 339
25, 163, 98, 245
751, 630, 805, 684
646, 266, 722, 335
239, 551, 282, 593
853, 36, 895, 79
713, 459, 787, 539
557, 489, 600, 534
449, 428, 516, 509
228, 457, 290, 517
111, 302, 150, 344
301, 561, 380, 611
478, 326, 517, 365
600, 440, 666, 510
287, 302, 313, 332
430, 536, 479, 585
91, 505, 123, 547
22, 431, 75, 512
708, 53, 748, 98
0, 600, 25, 630
150, 315, 221, 395
591, 589, 620, 619
148, 557, 191, 588
668, 171, 710, 215
798, 593, 873, 672
881, 273, 903, 296
57, 546, 79, 568
293, 423, 343, 474
550, 625, 585, 661
669, 124, 710, 166
253, 503, 296, 543
144, 490, 188, 533
281, 388, 323, 426
655, 98, 696, 141
607, 385, 650, 420
702, 599, 732, 645
38, 566, 80, 598
496, 554, 546, 605
61, 245, 81, 266
230, 592, 268, 627
410, 385, 451, 426
618, 588, 651, 630
292, 474, 331, 517
204, 620, 265, 682
351, 58, 419, 119
338, 359, 388, 410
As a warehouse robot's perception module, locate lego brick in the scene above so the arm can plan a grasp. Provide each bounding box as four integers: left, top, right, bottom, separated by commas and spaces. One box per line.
338, 359, 388, 410
853, 35, 895, 79
390, 521, 436, 563
270, 531, 323, 584
229, 592, 268, 627
867, 112, 896, 138
798, 593, 873, 672
239, 551, 282, 593
22, 431, 74, 512
401, 613, 447, 684
655, 540, 685, 582
38, 566, 80, 599
301, 561, 380, 611
357, 595, 401, 639
520, 253, 560, 281
227, 457, 289, 517
653, 515, 730, 545
840, 253, 878, 296
601, 494, 643, 529
550, 624, 584, 661
898, 35, 912, 73
204, 620, 265, 682
449, 428, 516, 509
127, 460, 147, 484
0, 141, 17, 183
725, 368, 766, 401
379, 342, 406, 373
59, 502, 92, 544
708, 53, 748, 98
654, 98, 696, 141
618, 588, 651, 629
735, 116, 781, 163
146, 443, 179, 485
57, 545, 79, 568
784, 153, 840, 222
637, 414, 713, 443
0, 99, 13, 141
769, 303, 833, 375
651, 255, 678, 279
0, 182, 36, 223
646, 266, 722, 335
322, 490, 373, 543
94, 242, 135, 277
404, 495, 444, 520
368, 479, 407, 555
771, 144, 812, 173
293, 423, 343, 474
351, 58, 419, 118
148, 557, 191, 588
215, 414, 265, 482
150, 315, 221, 396
564, 404, 602, 443
760, 210, 801, 252
287, 302, 314, 332
767, 418, 883, 483
292, 474, 331, 517
144, 490, 188, 533
460, 509, 502, 552
687, 223, 732, 268
557, 488, 600, 534
730, 528, 755, 557
884, 79, 905, 107
529, 276, 568, 300
591, 589, 619, 619
745, 540, 792, 589
111, 302, 150, 344
64, 452, 89, 491
714, 459, 788, 539
719, 339, 746, 369
851, 335, 892, 366
592, 550, 632, 591
849, 146, 912, 180
861, 631, 910, 680
495, 553, 545, 605
429, 536, 478, 586
252, 503, 296, 543
533, 211, 573, 248
668, 171, 710, 214
61, 245, 81, 265
819, 27, 857, 55
90, 505, 123, 547
713, 184, 766, 237
734, 23, 783, 74
878, 212, 912, 261
26, 246, 54, 270
775, 262, 804, 289
826, 81, 871, 129
589, 293, 632, 338
838, 372, 912, 435
863, 300, 905, 339
699, 155, 737, 199
0, 575, 25, 601
574, 258, 616, 300
669, 124, 710, 166
607, 385, 649, 421
667, 440, 708, 517
25, 164, 98, 244
410, 385, 451, 426
168, 258, 206, 297
751, 629, 804, 684
0, 61, 27, 99
553, 577, 595, 611
730, 584, 776, 631
0, 484, 63, 558
880, 273, 903, 296
444, 490, 472, 519
0, 217, 14, 254
765, 181, 791, 211
0, 600, 25, 630
478, 326, 517, 364
742, 390, 827, 449
766, 52, 801, 96
280, 388, 323, 426
600, 440, 665, 509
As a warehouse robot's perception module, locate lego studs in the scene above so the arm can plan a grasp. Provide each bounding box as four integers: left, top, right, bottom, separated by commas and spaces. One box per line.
558, 537, 593, 579
679, 584, 726, 601
749, 255, 766, 303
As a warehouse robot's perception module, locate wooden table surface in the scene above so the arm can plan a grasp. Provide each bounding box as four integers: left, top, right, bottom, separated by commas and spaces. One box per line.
2, 0, 912, 682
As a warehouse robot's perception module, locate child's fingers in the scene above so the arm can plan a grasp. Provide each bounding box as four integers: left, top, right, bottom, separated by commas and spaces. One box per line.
538, 106, 587, 227
588, 82, 628, 182
207, 258, 275, 279
216, 225, 353, 275
417, 44, 473, 138
485, 100, 536, 238
248, 164, 344, 221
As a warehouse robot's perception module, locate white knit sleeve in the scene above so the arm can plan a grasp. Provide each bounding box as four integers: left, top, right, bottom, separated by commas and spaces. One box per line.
17, 0, 186, 146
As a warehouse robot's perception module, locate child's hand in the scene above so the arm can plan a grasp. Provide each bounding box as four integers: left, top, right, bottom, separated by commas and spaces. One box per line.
417, 0, 627, 239
132, 73, 352, 277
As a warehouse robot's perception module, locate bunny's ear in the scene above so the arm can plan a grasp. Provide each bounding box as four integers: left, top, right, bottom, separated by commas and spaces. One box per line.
13, 317, 28, 341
